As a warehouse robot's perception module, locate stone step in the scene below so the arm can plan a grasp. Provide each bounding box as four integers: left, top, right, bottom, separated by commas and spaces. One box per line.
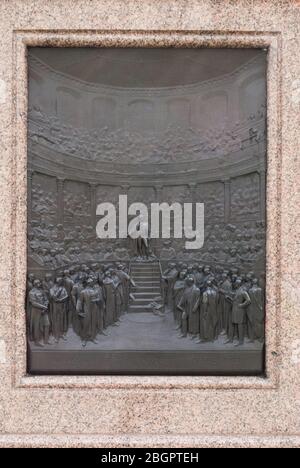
131, 266, 160, 270
132, 275, 161, 281
128, 305, 158, 313
131, 262, 159, 265
132, 288, 161, 294
133, 292, 163, 299
131, 297, 162, 305
131, 272, 160, 279
132, 271, 159, 274
131, 269, 161, 275
133, 282, 161, 287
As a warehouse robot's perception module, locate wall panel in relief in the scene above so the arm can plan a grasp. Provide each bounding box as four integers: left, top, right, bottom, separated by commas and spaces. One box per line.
231, 173, 260, 220
63, 180, 91, 225
31, 173, 58, 223
196, 182, 225, 221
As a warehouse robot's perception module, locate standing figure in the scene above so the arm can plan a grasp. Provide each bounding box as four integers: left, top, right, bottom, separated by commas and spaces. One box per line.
28, 279, 50, 346
42, 273, 54, 298
42, 273, 54, 330
248, 279, 264, 342
71, 273, 85, 335
161, 263, 171, 306
226, 278, 251, 346
129, 215, 151, 258
164, 263, 178, 311
218, 273, 232, 336
49, 277, 68, 343
76, 278, 100, 347
173, 271, 186, 328
26, 273, 35, 333
103, 270, 117, 327
112, 270, 123, 322
116, 264, 132, 313
194, 265, 204, 289
199, 279, 219, 342
93, 279, 107, 336
177, 276, 200, 338
198, 265, 213, 292
63, 269, 74, 328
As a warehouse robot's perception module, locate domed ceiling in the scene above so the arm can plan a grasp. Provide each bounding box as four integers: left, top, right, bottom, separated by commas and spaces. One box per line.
29, 47, 263, 88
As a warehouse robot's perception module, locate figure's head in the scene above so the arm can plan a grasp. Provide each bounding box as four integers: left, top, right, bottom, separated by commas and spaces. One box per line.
235, 277, 242, 288
63, 269, 70, 277
33, 279, 41, 288
86, 277, 94, 287
179, 271, 186, 280
231, 274, 238, 283
206, 279, 213, 287
246, 273, 252, 282
56, 277, 63, 286
185, 276, 194, 287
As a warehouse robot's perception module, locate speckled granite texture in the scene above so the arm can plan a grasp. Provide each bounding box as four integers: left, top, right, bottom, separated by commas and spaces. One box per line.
0, 0, 299, 448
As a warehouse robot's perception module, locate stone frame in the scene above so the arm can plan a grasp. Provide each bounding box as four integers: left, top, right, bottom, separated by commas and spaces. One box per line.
0, 0, 299, 449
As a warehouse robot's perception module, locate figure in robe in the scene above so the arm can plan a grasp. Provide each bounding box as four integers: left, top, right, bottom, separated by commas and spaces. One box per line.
199, 279, 219, 342
218, 273, 233, 336
129, 215, 151, 259
194, 265, 204, 289
71, 273, 85, 335
173, 271, 186, 327
163, 263, 178, 311
112, 270, 123, 321
26, 273, 35, 335
225, 278, 251, 346
93, 280, 107, 336
49, 277, 68, 343
161, 263, 172, 305
116, 264, 133, 313
76, 277, 100, 346
103, 271, 117, 327
248, 279, 264, 342
63, 269, 74, 328
177, 276, 200, 338
28, 279, 50, 346
42, 273, 54, 298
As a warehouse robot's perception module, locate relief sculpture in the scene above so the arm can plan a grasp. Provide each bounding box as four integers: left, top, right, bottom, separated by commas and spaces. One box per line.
27, 47, 267, 375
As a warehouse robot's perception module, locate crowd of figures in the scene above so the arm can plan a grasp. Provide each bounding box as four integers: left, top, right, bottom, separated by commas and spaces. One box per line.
27, 263, 134, 347
28, 105, 266, 164
28, 218, 265, 272
27, 260, 265, 349
162, 262, 264, 346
